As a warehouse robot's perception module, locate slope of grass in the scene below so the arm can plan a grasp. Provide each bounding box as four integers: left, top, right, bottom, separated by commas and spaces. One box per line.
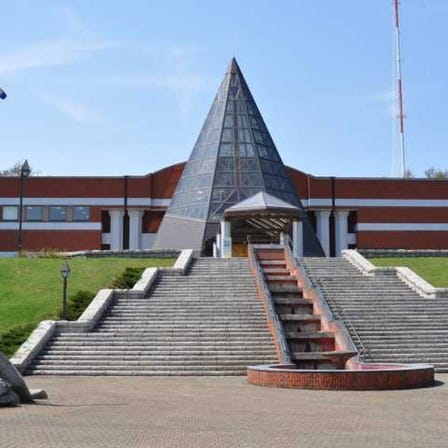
370, 257, 448, 288
0, 257, 174, 334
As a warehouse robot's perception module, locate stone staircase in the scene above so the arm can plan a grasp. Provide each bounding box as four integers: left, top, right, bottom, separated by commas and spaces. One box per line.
299, 257, 448, 372
26, 258, 277, 375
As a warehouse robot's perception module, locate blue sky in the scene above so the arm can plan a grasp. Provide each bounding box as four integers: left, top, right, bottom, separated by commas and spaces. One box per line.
0, 1, 447, 178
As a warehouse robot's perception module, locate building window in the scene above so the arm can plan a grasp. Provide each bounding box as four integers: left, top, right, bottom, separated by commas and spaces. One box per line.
73, 206, 90, 221
49, 206, 67, 221
2, 206, 18, 221
25, 206, 43, 221
101, 210, 110, 232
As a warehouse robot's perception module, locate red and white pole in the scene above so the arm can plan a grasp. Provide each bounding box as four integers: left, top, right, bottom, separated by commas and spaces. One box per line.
394, 0, 406, 177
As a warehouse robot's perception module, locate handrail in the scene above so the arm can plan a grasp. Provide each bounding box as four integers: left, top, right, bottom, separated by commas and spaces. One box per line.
283, 243, 371, 360
283, 233, 294, 253
286, 247, 371, 361
247, 244, 291, 364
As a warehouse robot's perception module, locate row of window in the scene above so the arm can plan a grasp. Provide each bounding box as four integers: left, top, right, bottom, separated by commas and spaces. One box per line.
1, 206, 90, 222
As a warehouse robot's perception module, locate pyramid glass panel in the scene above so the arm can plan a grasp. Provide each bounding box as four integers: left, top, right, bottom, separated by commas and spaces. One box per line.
154, 58, 323, 255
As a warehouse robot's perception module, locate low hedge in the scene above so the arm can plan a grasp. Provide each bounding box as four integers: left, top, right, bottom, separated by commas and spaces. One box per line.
111, 267, 145, 289
0, 324, 36, 358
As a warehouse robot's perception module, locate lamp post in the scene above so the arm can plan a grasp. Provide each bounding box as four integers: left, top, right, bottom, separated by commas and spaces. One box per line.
60, 262, 71, 320
17, 159, 31, 252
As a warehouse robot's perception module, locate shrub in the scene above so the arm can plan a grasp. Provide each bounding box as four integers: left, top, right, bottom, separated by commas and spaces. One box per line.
62, 289, 96, 320
0, 324, 35, 357
111, 267, 145, 289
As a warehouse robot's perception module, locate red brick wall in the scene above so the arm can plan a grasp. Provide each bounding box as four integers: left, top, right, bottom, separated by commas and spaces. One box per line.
151, 163, 185, 199
0, 230, 101, 251
358, 207, 448, 223
247, 365, 434, 390
358, 231, 448, 249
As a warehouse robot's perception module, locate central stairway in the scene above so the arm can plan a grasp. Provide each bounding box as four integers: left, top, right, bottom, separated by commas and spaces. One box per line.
300, 257, 448, 372
27, 258, 277, 375
254, 248, 356, 369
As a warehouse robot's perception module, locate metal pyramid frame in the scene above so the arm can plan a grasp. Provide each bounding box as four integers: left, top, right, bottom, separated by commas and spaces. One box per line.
154, 58, 323, 255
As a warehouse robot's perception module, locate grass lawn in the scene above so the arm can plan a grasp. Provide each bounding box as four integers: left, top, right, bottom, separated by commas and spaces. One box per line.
0, 257, 174, 336
370, 257, 448, 288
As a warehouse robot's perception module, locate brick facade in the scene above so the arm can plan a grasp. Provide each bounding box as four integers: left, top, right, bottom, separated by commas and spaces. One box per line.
0, 162, 447, 254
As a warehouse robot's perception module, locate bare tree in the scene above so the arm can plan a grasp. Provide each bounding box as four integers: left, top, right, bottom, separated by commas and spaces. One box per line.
424, 167, 448, 179
0, 161, 36, 177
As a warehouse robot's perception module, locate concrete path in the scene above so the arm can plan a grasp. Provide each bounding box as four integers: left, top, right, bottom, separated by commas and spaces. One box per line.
1, 375, 448, 448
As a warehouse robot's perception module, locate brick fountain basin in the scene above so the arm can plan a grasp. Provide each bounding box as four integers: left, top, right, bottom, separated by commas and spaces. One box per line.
247, 362, 435, 390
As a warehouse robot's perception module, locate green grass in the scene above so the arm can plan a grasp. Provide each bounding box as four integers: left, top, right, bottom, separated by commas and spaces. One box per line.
0, 257, 174, 335
370, 257, 448, 288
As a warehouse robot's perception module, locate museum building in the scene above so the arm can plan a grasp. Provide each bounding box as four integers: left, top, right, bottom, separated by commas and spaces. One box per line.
0, 59, 447, 257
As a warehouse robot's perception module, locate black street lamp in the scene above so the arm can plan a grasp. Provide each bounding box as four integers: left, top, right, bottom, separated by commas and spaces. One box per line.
17, 160, 31, 252
0, 87, 6, 100
60, 262, 71, 320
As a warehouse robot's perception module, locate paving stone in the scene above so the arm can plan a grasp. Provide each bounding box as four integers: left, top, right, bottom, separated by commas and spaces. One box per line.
1, 375, 448, 448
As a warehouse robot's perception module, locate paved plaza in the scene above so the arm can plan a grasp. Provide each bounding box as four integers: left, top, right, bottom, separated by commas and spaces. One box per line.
1, 374, 448, 448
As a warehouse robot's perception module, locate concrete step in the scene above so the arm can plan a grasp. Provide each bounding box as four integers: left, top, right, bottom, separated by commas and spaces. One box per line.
286, 331, 334, 340
55, 332, 272, 339
26, 369, 246, 376
51, 343, 272, 350
29, 360, 263, 369
300, 256, 448, 369
34, 355, 275, 364
26, 257, 278, 376
94, 328, 270, 333
105, 310, 264, 316
98, 322, 268, 327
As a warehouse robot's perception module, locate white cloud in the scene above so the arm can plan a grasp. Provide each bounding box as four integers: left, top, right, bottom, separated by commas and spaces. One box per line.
115, 71, 209, 116
56, 5, 94, 38
0, 38, 113, 75
367, 89, 394, 104
1, 4, 208, 118
110, 44, 209, 116
0, 6, 114, 76
365, 89, 397, 117
34, 90, 104, 124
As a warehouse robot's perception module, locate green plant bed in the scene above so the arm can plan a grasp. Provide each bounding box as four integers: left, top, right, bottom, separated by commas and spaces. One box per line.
111, 267, 146, 289
65, 290, 97, 321
370, 257, 448, 288
0, 257, 174, 342
0, 324, 36, 357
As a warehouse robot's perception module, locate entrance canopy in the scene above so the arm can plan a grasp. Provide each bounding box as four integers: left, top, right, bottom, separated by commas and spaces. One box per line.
224, 191, 302, 237
217, 192, 304, 257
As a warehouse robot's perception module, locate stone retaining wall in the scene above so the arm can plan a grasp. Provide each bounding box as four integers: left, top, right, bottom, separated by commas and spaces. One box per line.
360, 249, 448, 258
61, 249, 180, 258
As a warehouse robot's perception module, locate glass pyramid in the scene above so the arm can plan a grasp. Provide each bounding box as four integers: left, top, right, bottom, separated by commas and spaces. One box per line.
154, 58, 323, 255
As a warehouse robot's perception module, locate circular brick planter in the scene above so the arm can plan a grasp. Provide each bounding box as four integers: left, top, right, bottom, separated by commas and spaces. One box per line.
247, 363, 435, 390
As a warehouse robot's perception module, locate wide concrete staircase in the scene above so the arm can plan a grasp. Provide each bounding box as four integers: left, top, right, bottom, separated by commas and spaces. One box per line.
27, 258, 277, 375
299, 257, 448, 371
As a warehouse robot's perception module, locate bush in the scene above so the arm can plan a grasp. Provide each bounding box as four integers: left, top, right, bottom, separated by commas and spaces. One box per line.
111, 267, 145, 289
0, 324, 35, 357
63, 289, 96, 320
